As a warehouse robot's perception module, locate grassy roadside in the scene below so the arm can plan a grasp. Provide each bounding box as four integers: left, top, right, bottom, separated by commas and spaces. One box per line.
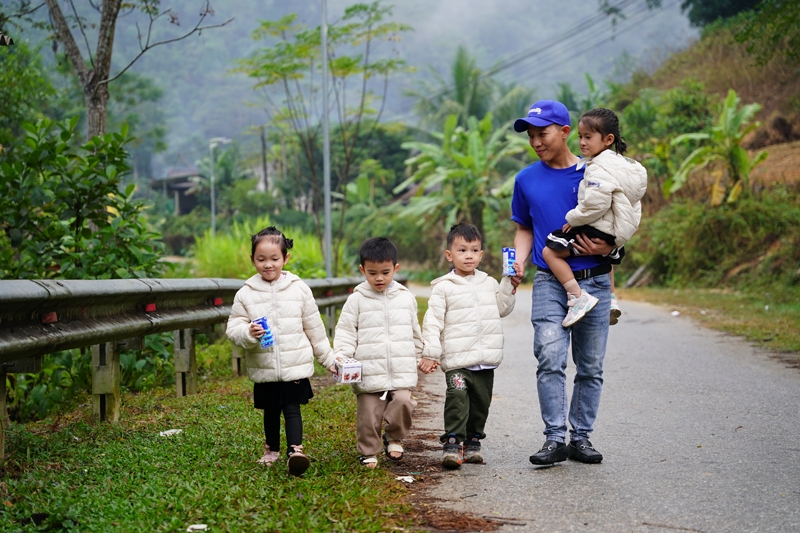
0, 372, 415, 532
619, 286, 800, 355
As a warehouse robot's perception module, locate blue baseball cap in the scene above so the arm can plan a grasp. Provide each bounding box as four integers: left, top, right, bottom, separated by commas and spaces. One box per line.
513, 100, 571, 132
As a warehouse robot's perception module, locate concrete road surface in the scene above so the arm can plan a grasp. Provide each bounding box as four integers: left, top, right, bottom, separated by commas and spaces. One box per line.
410, 284, 800, 533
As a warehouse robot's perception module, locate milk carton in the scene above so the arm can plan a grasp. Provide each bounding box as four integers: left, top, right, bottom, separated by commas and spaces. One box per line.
253, 316, 274, 349
334, 358, 362, 383
502, 247, 516, 276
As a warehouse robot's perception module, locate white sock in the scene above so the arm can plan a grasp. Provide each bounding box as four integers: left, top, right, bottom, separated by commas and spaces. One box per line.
563, 279, 581, 299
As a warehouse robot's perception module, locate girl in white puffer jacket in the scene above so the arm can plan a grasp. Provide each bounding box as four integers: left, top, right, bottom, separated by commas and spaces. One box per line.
542, 108, 648, 328
226, 227, 336, 476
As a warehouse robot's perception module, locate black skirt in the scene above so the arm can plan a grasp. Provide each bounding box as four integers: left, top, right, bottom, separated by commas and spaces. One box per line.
253, 379, 314, 410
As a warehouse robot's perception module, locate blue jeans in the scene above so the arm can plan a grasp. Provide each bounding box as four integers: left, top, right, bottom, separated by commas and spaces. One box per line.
531, 269, 611, 443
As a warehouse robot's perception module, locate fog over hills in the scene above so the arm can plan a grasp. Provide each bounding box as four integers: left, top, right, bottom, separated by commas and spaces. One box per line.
19, 0, 698, 173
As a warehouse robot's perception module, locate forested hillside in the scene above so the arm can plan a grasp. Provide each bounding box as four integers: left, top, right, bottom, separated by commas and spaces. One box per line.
8, 0, 695, 175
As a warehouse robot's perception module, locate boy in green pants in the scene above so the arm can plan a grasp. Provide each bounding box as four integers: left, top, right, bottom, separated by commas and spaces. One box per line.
419, 223, 516, 468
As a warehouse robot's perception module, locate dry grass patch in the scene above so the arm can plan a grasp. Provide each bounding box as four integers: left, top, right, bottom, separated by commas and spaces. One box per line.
619, 286, 800, 355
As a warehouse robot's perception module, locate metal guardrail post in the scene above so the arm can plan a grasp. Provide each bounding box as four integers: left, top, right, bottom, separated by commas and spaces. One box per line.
174, 328, 197, 397
325, 306, 336, 340
92, 342, 121, 423
0, 371, 7, 463
231, 344, 244, 377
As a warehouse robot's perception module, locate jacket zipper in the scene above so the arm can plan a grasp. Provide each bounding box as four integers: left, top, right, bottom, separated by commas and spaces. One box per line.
271, 288, 280, 377
473, 280, 483, 362
384, 290, 392, 389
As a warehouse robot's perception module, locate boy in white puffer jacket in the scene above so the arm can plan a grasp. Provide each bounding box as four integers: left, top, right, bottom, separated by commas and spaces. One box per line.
419, 223, 516, 469
333, 237, 427, 468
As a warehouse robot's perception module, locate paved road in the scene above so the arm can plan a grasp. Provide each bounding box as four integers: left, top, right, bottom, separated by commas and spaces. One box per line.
409, 284, 800, 533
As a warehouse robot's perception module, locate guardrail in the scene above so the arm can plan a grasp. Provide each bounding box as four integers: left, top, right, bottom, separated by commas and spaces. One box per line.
0, 275, 380, 460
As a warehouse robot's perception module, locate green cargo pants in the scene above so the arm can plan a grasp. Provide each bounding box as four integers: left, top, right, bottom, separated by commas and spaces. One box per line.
440, 368, 494, 443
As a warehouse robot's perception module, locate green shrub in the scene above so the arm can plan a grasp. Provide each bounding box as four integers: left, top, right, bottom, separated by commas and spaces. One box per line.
0, 118, 166, 279
192, 215, 345, 279
624, 187, 800, 288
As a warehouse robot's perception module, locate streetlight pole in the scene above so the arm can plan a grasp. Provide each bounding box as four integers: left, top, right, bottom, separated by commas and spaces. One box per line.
209, 137, 232, 237
321, 0, 332, 278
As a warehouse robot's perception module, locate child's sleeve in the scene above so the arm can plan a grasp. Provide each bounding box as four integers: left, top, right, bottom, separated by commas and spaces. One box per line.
421, 286, 446, 362
226, 291, 259, 349
301, 285, 336, 369
565, 169, 615, 227
333, 294, 359, 361
495, 276, 516, 318
411, 297, 424, 362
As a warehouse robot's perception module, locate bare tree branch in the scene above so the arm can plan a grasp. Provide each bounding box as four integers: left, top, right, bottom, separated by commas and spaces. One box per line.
94, 0, 122, 82
44, 0, 88, 84
99, 4, 233, 87
67, 0, 94, 69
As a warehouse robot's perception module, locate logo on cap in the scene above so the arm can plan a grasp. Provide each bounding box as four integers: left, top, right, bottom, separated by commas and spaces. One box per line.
530, 107, 542, 115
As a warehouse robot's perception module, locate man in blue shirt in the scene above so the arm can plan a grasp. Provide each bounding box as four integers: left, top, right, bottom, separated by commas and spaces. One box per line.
510, 100, 618, 465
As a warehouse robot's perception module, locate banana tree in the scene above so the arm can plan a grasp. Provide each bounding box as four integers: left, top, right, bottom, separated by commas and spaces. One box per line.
667, 89, 768, 205
394, 113, 526, 237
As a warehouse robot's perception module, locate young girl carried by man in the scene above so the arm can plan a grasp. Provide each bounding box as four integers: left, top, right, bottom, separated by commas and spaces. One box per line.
542, 108, 648, 327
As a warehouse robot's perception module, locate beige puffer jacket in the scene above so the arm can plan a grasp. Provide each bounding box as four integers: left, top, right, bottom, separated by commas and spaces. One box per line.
566, 150, 648, 247
226, 272, 335, 383
333, 281, 423, 395
422, 270, 515, 372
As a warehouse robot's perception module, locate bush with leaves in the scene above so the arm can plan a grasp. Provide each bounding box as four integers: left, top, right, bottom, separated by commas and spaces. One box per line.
0, 117, 166, 279
622, 187, 800, 287
192, 215, 346, 279
668, 89, 767, 205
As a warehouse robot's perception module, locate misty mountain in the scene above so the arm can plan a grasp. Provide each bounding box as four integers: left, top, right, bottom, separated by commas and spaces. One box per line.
16, 0, 697, 175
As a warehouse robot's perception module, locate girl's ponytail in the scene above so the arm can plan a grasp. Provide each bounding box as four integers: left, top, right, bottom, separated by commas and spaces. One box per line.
579, 108, 627, 155
251, 226, 293, 257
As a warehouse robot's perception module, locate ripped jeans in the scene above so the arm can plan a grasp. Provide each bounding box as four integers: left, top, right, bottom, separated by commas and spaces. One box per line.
531, 269, 611, 443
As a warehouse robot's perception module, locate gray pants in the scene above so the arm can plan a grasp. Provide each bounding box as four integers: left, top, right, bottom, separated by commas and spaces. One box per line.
356, 389, 417, 456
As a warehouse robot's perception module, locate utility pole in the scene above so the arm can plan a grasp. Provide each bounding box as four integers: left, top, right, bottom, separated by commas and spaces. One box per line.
321, 0, 332, 278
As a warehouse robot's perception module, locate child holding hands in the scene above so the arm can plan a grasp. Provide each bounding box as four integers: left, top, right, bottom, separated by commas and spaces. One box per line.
333, 237, 429, 468
226, 226, 336, 476
419, 223, 515, 469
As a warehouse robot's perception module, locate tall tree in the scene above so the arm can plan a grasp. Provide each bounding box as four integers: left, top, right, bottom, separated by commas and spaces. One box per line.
2, 0, 230, 139
407, 45, 535, 131
236, 1, 411, 273
609, 0, 761, 27
395, 113, 526, 238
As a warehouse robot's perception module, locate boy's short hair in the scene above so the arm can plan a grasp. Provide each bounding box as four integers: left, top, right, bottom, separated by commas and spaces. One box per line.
446, 223, 482, 249
359, 237, 398, 266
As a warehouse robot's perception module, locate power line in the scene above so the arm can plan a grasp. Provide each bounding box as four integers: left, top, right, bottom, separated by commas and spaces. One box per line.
496, 0, 665, 85
382, 0, 677, 124
382, 0, 643, 121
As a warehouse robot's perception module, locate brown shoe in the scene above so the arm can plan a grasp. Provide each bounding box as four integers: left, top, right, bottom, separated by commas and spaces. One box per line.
287, 445, 310, 476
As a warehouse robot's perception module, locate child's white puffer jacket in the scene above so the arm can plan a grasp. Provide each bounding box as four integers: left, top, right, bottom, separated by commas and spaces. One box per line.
334, 281, 423, 395
422, 270, 515, 372
565, 150, 648, 247
226, 271, 335, 383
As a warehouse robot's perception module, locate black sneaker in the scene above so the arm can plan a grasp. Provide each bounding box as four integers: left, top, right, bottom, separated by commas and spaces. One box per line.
529, 440, 568, 465
441, 434, 463, 469
567, 439, 603, 463
464, 435, 483, 464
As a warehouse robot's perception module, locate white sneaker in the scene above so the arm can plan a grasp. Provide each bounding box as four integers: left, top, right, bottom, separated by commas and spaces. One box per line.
562, 291, 600, 327
610, 294, 622, 325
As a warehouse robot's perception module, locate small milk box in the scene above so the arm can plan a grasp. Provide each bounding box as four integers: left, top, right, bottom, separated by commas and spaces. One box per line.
334, 358, 362, 383
502, 247, 516, 276
253, 316, 275, 349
